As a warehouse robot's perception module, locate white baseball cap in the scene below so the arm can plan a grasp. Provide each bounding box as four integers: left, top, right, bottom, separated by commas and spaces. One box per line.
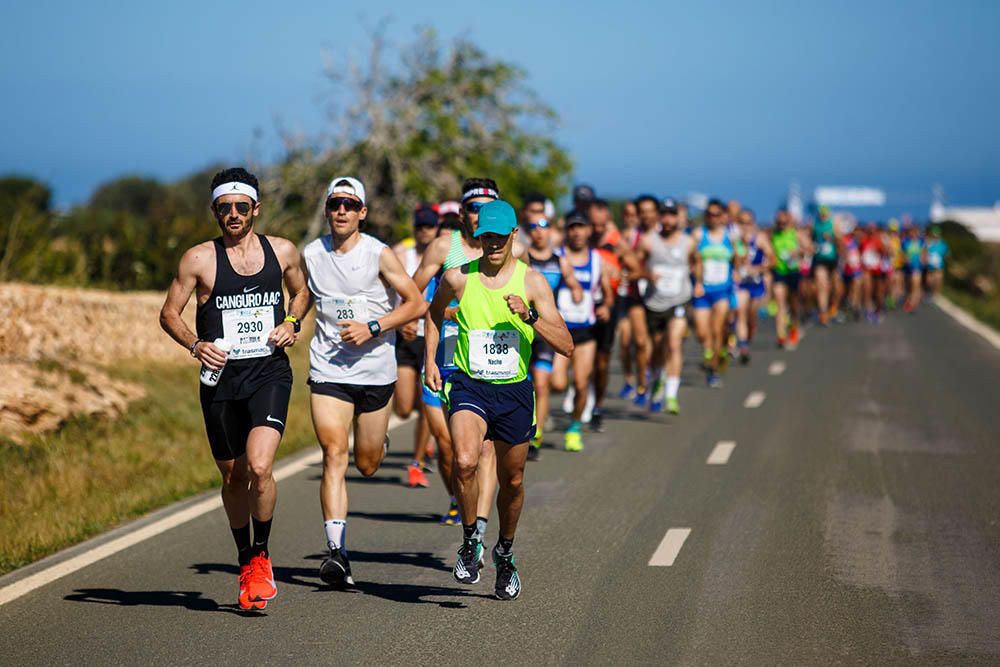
325, 176, 366, 206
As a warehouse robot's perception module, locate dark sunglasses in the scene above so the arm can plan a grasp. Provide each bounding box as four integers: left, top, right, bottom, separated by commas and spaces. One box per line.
464, 201, 488, 214
326, 196, 364, 212
529, 221, 550, 230
215, 201, 253, 216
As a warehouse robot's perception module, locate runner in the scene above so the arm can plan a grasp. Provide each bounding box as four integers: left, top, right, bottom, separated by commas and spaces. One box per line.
692, 199, 739, 387
841, 224, 865, 320
860, 221, 887, 322
424, 199, 573, 600
159, 167, 309, 611
304, 175, 426, 588
392, 204, 440, 488
625, 195, 660, 403
637, 197, 695, 414
525, 209, 582, 460
735, 208, 774, 364
551, 210, 612, 451
770, 208, 804, 348
812, 206, 841, 325
924, 224, 949, 298
886, 219, 905, 309
901, 223, 925, 313
410, 179, 507, 529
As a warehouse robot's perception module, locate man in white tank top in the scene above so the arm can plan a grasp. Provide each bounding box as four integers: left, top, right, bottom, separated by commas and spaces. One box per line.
303, 175, 427, 589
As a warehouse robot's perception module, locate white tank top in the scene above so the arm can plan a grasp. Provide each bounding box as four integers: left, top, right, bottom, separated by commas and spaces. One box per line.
400, 246, 426, 337
305, 233, 397, 385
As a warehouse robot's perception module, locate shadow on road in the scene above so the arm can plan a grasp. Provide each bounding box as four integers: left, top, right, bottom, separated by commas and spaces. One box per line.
63, 588, 264, 616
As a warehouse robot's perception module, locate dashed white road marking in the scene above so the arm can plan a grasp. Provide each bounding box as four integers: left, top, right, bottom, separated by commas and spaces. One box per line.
707, 441, 736, 465
0, 415, 413, 607
649, 528, 692, 566
744, 391, 766, 408
768, 360, 786, 376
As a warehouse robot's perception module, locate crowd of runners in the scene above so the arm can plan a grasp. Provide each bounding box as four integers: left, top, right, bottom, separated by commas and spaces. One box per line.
159, 168, 949, 611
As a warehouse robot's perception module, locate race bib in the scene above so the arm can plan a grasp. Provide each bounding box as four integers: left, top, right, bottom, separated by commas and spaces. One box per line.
820, 241, 835, 256
468, 329, 521, 380
862, 249, 880, 268
703, 259, 730, 286
319, 294, 370, 323
441, 321, 459, 368
654, 265, 685, 296
222, 307, 275, 360
928, 254, 943, 269
557, 288, 594, 324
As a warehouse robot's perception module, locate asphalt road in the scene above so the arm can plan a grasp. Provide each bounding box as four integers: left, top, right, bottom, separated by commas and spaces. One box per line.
1, 303, 999, 666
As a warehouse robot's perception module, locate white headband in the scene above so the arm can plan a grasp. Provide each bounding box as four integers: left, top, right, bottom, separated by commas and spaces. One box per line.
212, 182, 258, 203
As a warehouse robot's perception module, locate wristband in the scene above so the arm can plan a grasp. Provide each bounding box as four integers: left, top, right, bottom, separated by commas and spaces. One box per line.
189, 339, 201, 357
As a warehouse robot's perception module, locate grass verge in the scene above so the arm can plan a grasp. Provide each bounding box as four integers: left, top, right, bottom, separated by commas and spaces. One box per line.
0, 339, 316, 576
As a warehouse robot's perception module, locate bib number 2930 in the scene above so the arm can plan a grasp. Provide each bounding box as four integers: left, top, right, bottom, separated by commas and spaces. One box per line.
469, 329, 521, 380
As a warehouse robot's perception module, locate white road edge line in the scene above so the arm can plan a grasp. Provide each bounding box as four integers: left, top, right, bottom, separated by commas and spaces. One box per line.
707, 440, 736, 465
744, 391, 766, 408
768, 360, 786, 376
649, 528, 691, 567
933, 294, 1000, 351
0, 414, 414, 607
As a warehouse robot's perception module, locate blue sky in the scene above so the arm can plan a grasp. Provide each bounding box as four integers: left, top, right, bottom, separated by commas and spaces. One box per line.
2, 0, 998, 218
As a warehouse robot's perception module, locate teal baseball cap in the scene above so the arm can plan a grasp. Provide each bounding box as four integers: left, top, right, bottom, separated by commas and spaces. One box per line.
473, 200, 518, 238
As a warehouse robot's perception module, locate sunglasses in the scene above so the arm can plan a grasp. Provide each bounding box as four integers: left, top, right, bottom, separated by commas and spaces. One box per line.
464, 201, 488, 214
529, 221, 550, 230
326, 196, 364, 212
215, 201, 253, 216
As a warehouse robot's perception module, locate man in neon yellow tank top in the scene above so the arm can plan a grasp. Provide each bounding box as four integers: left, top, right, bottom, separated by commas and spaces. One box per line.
425, 199, 573, 600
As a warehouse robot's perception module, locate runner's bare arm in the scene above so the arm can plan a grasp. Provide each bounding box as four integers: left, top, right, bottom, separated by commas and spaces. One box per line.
411, 233, 450, 291
338, 247, 429, 346
516, 270, 573, 357
268, 237, 309, 348
159, 244, 227, 369
558, 255, 584, 302
758, 233, 775, 272
691, 240, 705, 297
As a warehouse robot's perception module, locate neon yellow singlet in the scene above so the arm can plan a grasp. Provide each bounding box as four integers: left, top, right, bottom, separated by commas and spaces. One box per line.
454, 259, 535, 384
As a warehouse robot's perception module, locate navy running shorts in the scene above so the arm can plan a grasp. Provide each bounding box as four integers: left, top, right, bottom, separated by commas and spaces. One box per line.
446, 372, 536, 445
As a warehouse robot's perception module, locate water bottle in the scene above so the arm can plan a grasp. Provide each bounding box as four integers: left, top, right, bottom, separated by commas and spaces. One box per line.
199, 338, 233, 387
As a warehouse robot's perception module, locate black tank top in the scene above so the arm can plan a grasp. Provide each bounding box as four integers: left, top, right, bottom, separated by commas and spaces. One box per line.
196, 234, 291, 401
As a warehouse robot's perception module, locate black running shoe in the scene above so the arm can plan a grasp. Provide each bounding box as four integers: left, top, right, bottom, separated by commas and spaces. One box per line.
526, 445, 540, 462
453, 537, 483, 584
590, 408, 605, 433
319, 547, 355, 588
492, 546, 521, 600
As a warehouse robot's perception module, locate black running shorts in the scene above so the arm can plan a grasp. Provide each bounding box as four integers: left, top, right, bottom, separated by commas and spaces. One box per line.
394, 335, 424, 370
200, 380, 292, 461
309, 380, 396, 416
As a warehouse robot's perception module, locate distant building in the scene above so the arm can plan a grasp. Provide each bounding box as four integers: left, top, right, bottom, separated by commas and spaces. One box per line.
930, 188, 1000, 242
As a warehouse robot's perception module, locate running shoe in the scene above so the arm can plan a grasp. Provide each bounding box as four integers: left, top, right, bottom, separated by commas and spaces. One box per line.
739, 347, 750, 365
788, 326, 801, 346
440, 503, 461, 526
633, 388, 648, 407
407, 463, 429, 488
650, 399, 664, 413
776, 337, 786, 349
666, 397, 680, 415
319, 547, 355, 589
617, 382, 636, 400
453, 537, 483, 584
527, 445, 541, 462
707, 373, 723, 389
492, 546, 521, 601
247, 552, 277, 602
590, 408, 605, 433
564, 431, 584, 452
238, 564, 267, 611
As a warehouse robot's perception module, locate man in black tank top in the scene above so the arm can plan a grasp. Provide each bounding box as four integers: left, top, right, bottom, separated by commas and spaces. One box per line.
160, 167, 310, 611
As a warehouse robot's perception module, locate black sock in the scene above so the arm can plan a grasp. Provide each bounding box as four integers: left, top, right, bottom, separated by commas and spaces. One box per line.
231, 523, 252, 566
462, 523, 477, 540
497, 537, 514, 555
251, 516, 272, 557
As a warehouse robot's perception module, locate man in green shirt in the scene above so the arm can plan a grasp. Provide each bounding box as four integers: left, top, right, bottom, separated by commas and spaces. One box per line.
425, 200, 573, 600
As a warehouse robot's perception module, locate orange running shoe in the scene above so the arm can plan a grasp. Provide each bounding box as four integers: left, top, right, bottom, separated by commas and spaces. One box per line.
238, 564, 267, 610
408, 463, 429, 488
788, 325, 801, 346
247, 552, 277, 602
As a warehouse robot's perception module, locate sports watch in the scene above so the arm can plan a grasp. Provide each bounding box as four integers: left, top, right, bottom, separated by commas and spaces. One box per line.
367, 320, 382, 338
284, 315, 301, 333
524, 307, 539, 326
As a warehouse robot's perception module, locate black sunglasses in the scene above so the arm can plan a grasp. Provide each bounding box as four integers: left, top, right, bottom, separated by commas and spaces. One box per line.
464, 200, 488, 214
326, 196, 364, 212
215, 201, 253, 216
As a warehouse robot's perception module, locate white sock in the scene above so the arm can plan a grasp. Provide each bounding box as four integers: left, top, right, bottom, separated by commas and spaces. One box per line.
324, 519, 346, 552
562, 385, 575, 414
666, 376, 681, 399
582, 385, 596, 423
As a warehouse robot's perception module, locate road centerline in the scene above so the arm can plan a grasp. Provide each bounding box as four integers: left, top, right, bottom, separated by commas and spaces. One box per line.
707, 441, 736, 465
768, 360, 786, 375
649, 528, 692, 566
744, 391, 766, 408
